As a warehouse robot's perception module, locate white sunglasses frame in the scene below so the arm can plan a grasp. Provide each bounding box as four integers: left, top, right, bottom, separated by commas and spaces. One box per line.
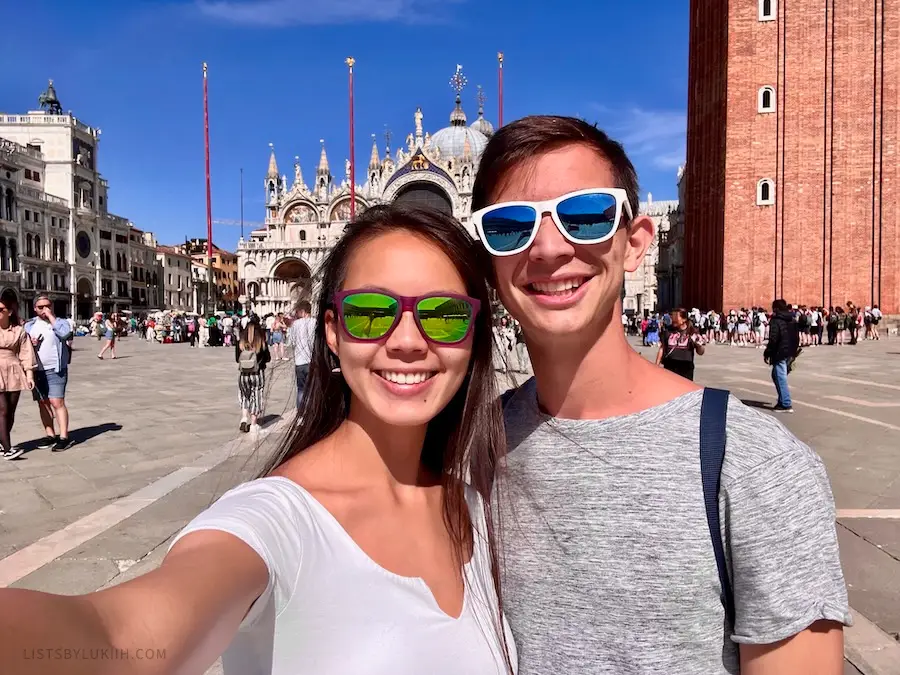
471, 187, 634, 257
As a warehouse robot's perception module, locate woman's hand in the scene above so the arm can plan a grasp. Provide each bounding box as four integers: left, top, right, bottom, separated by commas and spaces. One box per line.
25, 375, 35, 390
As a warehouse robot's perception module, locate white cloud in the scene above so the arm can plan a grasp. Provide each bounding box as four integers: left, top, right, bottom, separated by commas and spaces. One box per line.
589, 104, 686, 173
195, 0, 465, 26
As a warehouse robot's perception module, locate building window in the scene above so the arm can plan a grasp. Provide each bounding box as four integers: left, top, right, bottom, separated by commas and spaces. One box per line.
34, 212, 40, 224
34, 236, 41, 259
757, 178, 775, 205
26, 234, 33, 257
24, 210, 30, 222
52, 239, 59, 261
32, 171, 40, 182
759, 0, 776, 20
10, 240, 18, 272
60, 241, 65, 262
758, 86, 775, 112
24, 169, 32, 180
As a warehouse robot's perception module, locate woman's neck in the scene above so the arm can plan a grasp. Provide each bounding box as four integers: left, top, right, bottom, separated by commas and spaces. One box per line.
335, 405, 431, 488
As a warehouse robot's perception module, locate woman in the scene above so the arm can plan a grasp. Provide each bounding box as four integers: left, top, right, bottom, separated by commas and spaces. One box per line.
0, 298, 35, 460
655, 307, 706, 381
0, 205, 514, 675
235, 320, 271, 434
97, 313, 117, 359
270, 312, 286, 360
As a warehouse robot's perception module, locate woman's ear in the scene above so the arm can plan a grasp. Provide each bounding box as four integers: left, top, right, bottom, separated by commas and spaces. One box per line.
324, 309, 340, 359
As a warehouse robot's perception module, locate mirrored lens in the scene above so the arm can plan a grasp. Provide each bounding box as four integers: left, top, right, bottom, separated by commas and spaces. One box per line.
556, 192, 619, 241
480, 205, 537, 253
341, 293, 398, 339
416, 296, 473, 343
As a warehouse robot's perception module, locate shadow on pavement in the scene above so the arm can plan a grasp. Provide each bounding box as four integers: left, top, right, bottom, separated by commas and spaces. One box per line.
15, 422, 123, 456
740, 399, 773, 411
258, 414, 282, 428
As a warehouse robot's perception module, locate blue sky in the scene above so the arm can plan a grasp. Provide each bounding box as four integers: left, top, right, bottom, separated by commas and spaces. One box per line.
2, 0, 688, 251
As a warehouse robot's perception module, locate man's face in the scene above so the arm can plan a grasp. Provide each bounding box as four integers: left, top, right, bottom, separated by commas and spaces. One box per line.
488, 144, 654, 344
34, 300, 51, 319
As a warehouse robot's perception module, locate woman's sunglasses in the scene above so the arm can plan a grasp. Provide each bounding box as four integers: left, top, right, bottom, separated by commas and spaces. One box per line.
334, 290, 481, 345
471, 187, 634, 257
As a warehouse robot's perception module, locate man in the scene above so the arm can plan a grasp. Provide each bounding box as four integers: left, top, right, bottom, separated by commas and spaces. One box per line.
656, 307, 705, 381
25, 295, 74, 451
764, 299, 800, 414
471, 116, 849, 674
288, 301, 315, 408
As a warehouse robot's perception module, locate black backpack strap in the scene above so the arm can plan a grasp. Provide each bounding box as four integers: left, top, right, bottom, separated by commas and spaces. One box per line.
700, 387, 736, 628
500, 387, 517, 410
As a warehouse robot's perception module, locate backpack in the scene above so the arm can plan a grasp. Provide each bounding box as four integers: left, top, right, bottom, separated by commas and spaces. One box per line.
239, 348, 259, 373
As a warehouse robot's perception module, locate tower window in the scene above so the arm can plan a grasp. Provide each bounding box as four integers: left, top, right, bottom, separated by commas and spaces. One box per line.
757, 179, 775, 205
759, 0, 776, 21
758, 86, 775, 113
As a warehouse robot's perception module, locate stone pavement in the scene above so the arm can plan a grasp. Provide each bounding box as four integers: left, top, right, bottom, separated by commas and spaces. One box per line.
0, 334, 897, 673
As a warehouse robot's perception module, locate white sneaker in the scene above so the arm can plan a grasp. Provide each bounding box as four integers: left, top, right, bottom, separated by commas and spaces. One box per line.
249, 424, 267, 436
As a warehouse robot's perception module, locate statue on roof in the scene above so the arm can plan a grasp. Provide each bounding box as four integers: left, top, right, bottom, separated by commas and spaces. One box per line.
414, 107, 424, 138
38, 79, 63, 115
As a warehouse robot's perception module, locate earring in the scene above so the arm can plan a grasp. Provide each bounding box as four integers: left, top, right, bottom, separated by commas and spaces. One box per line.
331, 367, 341, 374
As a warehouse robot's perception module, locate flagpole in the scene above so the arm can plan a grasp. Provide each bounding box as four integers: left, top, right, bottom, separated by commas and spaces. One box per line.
239, 168, 244, 240
346, 57, 356, 220
497, 52, 504, 128
203, 62, 214, 313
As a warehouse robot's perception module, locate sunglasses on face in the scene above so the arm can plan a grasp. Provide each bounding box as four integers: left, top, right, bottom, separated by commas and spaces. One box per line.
334, 290, 481, 345
471, 187, 634, 257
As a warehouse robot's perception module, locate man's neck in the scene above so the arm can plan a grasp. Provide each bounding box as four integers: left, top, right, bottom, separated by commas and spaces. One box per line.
528, 321, 697, 420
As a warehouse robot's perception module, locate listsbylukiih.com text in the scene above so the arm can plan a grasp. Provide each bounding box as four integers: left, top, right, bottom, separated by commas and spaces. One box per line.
22, 648, 167, 661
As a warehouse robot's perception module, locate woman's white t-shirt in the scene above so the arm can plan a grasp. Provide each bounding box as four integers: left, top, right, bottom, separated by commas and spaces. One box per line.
170, 477, 516, 674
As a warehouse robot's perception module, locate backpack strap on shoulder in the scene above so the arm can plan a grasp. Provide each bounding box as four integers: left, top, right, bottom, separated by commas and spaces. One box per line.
700, 387, 736, 628
500, 387, 517, 410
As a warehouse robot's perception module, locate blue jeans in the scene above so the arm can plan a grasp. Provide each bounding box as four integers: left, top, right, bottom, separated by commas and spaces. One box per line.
771, 360, 792, 408
295, 364, 310, 409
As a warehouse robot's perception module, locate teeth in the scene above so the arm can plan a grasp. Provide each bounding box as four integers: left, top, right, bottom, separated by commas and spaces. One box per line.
379, 371, 434, 385
531, 278, 585, 294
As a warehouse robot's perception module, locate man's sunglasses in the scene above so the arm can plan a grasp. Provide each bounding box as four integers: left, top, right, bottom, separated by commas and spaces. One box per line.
471, 187, 634, 257
333, 290, 480, 345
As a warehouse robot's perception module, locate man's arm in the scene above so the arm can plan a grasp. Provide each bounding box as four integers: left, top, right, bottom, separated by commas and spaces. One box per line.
48, 315, 74, 341
763, 321, 779, 361
741, 621, 844, 674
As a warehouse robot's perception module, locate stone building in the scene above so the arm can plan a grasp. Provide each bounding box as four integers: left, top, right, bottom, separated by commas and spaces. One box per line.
0, 81, 159, 318
656, 167, 686, 312
684, 0, 899, 313
156, 245, 194, 312
622, 195, 680, 316
239, 66, 494, 316
0, 137, 71, 315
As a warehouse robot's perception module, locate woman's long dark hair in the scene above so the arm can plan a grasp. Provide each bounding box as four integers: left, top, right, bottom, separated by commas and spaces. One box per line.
258, 204, 511, 669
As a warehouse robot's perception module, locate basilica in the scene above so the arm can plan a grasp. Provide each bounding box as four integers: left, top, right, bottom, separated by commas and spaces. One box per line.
237, 70, 495, 316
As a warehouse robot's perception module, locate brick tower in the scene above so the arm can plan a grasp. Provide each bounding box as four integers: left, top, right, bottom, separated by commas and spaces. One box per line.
684, 0, 899, 314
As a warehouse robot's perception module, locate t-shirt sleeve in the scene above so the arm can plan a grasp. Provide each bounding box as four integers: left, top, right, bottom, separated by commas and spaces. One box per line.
168, 480, 303, 629
722, 437, 852, 644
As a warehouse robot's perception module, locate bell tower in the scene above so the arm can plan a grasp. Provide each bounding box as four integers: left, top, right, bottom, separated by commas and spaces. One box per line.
265, 143, 281, 222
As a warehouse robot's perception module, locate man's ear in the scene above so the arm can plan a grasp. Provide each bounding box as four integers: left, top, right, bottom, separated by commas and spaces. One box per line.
623, 215, 655, 274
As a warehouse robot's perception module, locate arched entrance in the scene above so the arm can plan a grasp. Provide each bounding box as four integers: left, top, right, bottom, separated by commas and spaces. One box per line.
76, 277, 94, 320
271, 258, 312, 312
393, 182, 453, 216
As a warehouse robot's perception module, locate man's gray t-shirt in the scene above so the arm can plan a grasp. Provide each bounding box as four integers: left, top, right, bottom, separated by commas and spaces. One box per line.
496, 380, 851, 674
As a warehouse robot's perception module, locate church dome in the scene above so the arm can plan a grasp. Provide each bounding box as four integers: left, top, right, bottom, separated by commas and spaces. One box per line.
470, 114, 495, 138
431, 95, 488, 160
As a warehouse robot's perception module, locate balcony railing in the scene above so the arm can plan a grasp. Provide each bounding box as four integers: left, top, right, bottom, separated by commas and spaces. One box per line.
0, 138, 42, 160
14, 183, 69, 207
103, 213, 131, 229
0, 114, 97, 135
238, 239, 335, 252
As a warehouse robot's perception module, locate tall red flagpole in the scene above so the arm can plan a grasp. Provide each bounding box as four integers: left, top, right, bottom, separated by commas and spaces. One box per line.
346, 57, 356, 220
497, 52, 504, 128
203, 62, 214, 312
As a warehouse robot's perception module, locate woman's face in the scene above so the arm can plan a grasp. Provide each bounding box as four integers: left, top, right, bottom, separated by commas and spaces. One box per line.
325, 231, 474, 429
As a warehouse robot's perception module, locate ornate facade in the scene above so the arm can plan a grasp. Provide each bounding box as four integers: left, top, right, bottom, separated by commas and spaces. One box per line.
622, 195, 680, 317
238, 67, 495, 315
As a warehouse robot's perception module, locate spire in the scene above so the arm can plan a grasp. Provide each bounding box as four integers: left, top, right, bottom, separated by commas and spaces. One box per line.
293, 155, 305, 189
471, 84, 495, 137
266, 143, 279, 179
449, 64, 468, 127
317, 139, 330, 175
369, 134, 380, 170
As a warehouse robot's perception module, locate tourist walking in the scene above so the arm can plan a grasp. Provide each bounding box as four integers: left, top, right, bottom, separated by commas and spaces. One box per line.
655, 307, 705, 381
236, 320, 271, 435
97, 314, 117, 359
270, 312, 287, 360
0, 297, 35, 460
0, 205, 514, 675
470, 115, 848, 674
764, 298, 800, 413
24, 295, 74, 452
288, 300, 315, 408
